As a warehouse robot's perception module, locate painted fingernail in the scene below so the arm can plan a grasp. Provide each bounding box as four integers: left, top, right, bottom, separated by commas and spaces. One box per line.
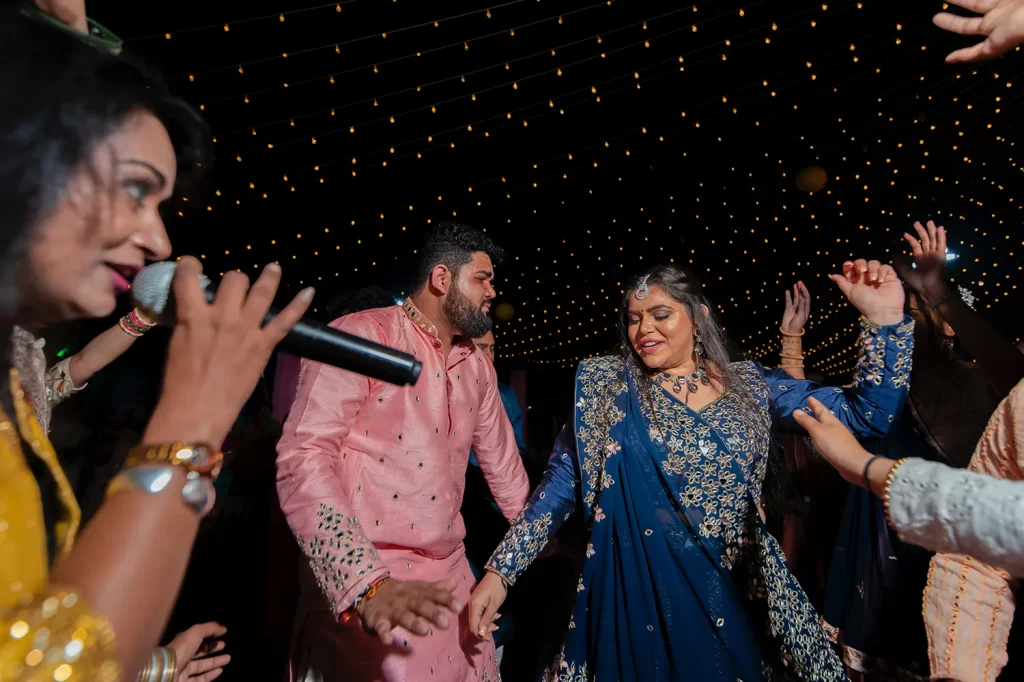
265, 262, 281, 273
451, 601, 464, 612
300, 287, 315, 302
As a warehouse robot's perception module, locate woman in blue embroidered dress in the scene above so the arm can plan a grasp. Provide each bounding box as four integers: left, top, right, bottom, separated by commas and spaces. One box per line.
469, 260, 914, 681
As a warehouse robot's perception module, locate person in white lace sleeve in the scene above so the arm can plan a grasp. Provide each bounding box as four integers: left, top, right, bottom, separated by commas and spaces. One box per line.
794, 384, 1024, 682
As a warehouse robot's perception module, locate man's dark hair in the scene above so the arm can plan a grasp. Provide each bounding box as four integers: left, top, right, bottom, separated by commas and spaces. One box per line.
325, 285, 394, 320
412, 222, 504, 291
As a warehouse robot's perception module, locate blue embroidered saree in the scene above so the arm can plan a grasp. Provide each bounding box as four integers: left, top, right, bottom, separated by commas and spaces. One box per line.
487, 317, 914, 681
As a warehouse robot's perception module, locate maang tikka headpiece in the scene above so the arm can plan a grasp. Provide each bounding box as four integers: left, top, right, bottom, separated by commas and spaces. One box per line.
635, 275, 650, 300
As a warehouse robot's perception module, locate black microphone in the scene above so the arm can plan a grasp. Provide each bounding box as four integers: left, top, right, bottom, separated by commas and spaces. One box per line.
131, 262, 422, 387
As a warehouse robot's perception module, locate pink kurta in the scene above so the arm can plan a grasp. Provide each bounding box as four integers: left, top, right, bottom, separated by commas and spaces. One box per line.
277, 299, 530, 682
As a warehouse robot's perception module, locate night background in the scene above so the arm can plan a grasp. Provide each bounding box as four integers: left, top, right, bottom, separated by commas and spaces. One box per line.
36, 0, 1024, 678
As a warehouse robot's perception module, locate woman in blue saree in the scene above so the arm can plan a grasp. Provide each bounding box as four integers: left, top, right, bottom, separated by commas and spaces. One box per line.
470, 261, 914, 681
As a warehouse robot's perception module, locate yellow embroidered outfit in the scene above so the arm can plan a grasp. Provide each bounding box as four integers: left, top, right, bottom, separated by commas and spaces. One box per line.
0, 369, 117, 680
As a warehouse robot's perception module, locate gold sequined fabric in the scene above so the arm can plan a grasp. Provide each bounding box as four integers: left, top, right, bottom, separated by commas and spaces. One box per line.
0, 368, 118, 680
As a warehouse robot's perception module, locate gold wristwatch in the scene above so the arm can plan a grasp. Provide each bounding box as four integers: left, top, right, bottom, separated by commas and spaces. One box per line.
125, 442, 223, 479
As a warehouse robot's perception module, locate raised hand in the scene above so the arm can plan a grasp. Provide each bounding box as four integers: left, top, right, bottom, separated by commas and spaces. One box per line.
829, 259, 905, 327
356, 579, 463, 646
934, 0, 1024, 63
897, 220, 950, 303
468, 571, 507, 641
33, 0, 87, 32
781, 281, 811, 335
167, 622, 230, 682
143, 259, 314, 449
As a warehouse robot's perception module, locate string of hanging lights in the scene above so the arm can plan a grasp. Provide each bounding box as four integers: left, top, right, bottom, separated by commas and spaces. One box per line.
128, 0, 362, 41
170, 0, 565, 81
201, 0, 870, 202
209, 0, 707, 133
151, 0, 1023, 372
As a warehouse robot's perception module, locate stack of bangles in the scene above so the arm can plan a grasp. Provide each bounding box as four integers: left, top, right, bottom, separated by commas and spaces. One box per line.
779, 327, 805, 370
118, 308, 157, 338
342, 575, 392, 624
135, 647, 177, 682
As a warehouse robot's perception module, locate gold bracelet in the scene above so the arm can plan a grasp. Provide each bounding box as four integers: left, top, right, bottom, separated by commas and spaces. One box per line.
158, 647, 177, 682
136, 649, 160, 682
485, 566, 511, 591
779, 327, 805, 337
882, 457, 909, 526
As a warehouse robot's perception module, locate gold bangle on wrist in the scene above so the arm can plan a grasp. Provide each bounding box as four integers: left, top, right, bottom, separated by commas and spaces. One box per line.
882, 457, 909, 526
485, 566, 511, 591
779, 327, 805, 337
136, 646, 176, 682
158, 647, 177, 682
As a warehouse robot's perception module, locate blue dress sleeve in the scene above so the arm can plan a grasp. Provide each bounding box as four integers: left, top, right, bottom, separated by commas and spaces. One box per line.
765, 315, 914, 438
486, 423, 579, 585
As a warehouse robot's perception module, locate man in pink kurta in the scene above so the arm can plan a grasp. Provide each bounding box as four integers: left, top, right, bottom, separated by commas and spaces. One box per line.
277, 223, 530, 682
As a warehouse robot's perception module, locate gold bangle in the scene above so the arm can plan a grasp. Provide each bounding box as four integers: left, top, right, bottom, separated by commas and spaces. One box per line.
779, 327, 805, 337
882, 457, 909, 526
159, 647, 177, 682
485, 566, 511, 591
136, 649, 157, 682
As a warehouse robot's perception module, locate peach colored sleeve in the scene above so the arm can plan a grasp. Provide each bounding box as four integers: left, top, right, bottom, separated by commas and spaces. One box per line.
471, 361, 530, 522
923, 381, 1024, 681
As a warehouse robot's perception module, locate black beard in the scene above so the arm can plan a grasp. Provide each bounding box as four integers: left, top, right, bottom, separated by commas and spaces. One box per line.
444, 284, 492, 338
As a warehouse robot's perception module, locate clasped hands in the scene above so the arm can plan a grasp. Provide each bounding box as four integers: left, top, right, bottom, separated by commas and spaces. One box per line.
353, 578, 501, 646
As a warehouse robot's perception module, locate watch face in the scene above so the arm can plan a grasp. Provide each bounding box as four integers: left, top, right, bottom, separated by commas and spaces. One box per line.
174, 445, 210, 466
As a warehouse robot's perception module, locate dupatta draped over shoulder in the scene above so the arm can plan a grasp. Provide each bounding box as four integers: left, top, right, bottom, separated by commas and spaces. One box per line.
487, 316, 914, 681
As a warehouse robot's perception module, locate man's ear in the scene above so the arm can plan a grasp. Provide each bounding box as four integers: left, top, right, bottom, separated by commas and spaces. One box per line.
429, 264, 452, 295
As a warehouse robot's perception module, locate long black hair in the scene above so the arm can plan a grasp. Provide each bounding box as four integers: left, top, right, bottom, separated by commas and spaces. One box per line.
0, 7, 210, 326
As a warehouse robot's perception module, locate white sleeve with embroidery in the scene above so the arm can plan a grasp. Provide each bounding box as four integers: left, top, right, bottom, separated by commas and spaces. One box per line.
888, 457, 1024, 577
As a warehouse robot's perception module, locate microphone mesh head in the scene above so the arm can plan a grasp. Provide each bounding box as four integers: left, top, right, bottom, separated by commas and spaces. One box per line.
131, 261, 210, 325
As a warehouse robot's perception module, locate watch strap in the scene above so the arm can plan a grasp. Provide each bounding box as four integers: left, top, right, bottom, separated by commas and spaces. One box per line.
126, 442, 223, 478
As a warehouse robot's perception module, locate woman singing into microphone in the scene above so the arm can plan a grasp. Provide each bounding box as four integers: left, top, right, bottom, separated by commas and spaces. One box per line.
0, 6, 312, 681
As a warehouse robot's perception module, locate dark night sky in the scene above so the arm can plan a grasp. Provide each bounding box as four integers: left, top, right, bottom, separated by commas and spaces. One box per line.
92, 0, 1024, 379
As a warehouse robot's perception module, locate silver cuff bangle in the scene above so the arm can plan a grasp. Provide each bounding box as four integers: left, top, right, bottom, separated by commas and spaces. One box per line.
107, 465, 216, 517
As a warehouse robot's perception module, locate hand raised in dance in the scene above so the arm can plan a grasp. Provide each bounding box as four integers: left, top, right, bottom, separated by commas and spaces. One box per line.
934, 0, 1024, 63
828, 258, 904, 327
33, 0, 87, 32
793, 397, 895, 495
781, 281, 811, 335
356, 579, 463, 646
897, 220, 951, 304
468, 571, 507, 641
167, 622, 230, 682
